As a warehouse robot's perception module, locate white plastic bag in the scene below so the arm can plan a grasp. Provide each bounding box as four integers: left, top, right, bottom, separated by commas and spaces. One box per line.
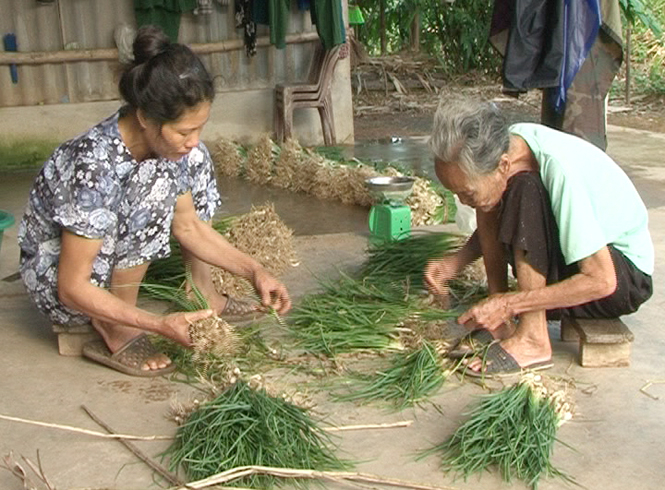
454, 195, 477, 235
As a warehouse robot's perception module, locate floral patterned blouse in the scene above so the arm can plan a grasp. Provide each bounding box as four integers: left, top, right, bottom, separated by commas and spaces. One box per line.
17, 110, 221, 325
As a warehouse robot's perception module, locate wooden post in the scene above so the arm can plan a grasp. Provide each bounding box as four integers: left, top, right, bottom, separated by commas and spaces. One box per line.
625, 26, 631, 105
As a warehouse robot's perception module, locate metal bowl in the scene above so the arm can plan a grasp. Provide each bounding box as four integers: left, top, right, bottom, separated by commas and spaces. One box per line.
365, 176, 415, 193
365, 176, 415, 204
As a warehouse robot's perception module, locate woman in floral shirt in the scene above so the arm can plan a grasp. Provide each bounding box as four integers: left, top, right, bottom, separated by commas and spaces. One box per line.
18, 26, 291, 376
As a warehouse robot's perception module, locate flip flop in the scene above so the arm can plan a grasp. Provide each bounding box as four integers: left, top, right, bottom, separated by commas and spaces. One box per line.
462, 342, 553, 379
448, 328, 495, 359
82, 334, 177, 377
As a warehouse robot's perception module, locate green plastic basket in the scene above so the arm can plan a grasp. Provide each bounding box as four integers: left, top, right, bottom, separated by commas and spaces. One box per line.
0, 210, 15, 254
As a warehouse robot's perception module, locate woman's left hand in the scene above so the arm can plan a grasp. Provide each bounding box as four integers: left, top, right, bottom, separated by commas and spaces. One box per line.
252, 268, 292, 315
457, 293, 513, 331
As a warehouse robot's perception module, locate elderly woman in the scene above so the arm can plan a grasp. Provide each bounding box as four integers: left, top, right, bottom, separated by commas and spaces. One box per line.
18, 26, 291, 377
424, 98, 653, 377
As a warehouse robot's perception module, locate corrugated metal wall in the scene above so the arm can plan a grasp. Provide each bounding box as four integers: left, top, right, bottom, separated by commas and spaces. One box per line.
0, 0, 317, 107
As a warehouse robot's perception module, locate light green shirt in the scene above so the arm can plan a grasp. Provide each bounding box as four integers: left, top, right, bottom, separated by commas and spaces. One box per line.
510, 123, 654, 275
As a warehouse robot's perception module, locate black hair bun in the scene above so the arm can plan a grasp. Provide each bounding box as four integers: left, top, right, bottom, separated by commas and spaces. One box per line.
132, 25, 171, 65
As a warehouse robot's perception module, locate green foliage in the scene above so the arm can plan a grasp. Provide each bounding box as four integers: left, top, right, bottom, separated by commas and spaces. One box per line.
619, 0, 663, 36
0, 138, 59, 171
616, 0, 665, 96
422, 0, 500, 75
355, 0, 500, 75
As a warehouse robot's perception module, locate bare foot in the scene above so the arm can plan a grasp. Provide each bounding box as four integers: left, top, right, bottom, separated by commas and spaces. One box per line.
185, 280, 230, 314
91, 319, 172, 372
492, 320, 517, 340
465, 335, 552, 373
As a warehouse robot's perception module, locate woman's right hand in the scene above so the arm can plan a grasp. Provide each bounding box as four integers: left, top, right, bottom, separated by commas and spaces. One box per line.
424, 255, 459, 299
160, 309, 215, 346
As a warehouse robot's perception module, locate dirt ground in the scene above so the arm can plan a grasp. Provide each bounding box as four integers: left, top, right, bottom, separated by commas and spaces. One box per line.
352, 80, 665, 141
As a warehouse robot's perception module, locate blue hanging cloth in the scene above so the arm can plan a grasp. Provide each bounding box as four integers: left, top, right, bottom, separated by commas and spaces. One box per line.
3, 33, 18, 84
552, 0, 601, 111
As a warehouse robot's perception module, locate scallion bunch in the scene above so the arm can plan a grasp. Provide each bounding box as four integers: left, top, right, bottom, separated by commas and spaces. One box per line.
288, 274, 455, 356
165, 380, 350, 487
427, 374, 574, 489
360, 232, 461, 289
334, 340, 453, 409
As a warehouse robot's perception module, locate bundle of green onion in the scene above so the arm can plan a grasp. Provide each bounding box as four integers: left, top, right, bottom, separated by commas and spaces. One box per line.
165, 380, 350, 487
334, 340, 453, 409
288, 274, 455, 356
428, 373, 574, 489
360, 232, 461, 289
361, 231, 488, 306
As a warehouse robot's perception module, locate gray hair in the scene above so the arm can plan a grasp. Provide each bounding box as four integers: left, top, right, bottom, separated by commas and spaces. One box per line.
429, 97, 510, 178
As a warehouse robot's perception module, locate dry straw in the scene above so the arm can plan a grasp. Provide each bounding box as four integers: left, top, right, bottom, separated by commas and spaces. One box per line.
212, 204, 298, 299
348, 165, 380, 207
212, 137, 245, 178
292, 149, 326, 193
210, 136, 450, 227
407, 176, 446, 226
272, 138, 303, 189
245, 134, 277, 185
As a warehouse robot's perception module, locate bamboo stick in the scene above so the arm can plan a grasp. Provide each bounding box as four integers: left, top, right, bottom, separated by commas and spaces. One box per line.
324, 421, 413, 432
0, 32, 320, 66
81, 405, 184, 486
0, 413, 170, 441
174, 465, 461, 490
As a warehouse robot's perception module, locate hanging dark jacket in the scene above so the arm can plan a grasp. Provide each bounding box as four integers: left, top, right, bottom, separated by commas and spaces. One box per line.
490, 0, 566, 94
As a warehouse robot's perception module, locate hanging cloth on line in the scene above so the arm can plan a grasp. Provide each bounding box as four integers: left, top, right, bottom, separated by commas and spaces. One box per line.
133, 0, 197, 42
310, 0, 346, 49
236, 0, 258, 56
253, 0, 345, 51
489, 0, 601, 111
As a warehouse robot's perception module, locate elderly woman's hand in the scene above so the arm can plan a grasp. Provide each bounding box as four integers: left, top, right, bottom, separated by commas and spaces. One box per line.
458, 293, 514, 331
424, 255, 459, 298
252, 268, 292, 315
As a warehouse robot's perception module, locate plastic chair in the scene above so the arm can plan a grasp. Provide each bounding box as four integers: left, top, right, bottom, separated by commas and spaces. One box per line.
274, 44, 342, 146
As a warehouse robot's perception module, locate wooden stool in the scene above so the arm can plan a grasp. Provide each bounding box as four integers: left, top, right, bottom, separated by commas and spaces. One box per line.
53, 323, 101, 356
560, 316, 634, 367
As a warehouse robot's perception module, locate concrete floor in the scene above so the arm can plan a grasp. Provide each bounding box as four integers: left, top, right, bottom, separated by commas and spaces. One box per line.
0, 125, 664, 490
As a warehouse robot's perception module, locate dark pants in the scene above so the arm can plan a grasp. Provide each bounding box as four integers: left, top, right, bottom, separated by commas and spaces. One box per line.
498, 172, 653, 319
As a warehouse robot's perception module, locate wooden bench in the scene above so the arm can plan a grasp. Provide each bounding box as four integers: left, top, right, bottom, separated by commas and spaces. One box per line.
560, 316, 634, 367
53, 323, 101, 356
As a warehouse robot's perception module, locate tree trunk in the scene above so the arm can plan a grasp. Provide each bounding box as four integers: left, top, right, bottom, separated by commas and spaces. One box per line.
410, 9, 420, 53
380, 0, 387, 55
